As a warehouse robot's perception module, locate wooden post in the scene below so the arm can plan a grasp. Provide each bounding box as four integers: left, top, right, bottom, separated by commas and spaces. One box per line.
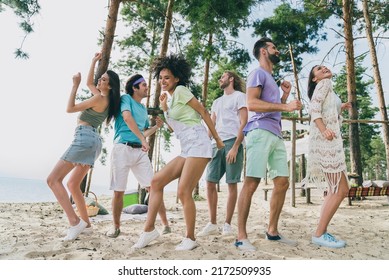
306, 188, 311, 204
290, 119, 297, 207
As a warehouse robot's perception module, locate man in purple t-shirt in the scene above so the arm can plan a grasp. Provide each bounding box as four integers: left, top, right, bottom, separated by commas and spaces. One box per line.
235, 37, 302, 251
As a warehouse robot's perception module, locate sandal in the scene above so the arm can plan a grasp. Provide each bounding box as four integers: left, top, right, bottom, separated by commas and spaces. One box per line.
106, 227, 121, 238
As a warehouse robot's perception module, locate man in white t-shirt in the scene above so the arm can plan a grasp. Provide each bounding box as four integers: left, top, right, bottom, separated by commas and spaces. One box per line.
198, 71, 248, 236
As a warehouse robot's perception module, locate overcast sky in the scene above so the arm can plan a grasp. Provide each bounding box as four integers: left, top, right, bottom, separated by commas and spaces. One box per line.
0, 0, 120, 186
1, 0, 388, 187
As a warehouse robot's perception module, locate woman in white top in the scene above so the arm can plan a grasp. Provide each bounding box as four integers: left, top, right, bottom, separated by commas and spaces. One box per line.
132, 54, 224, 250
305, 65, 351, 248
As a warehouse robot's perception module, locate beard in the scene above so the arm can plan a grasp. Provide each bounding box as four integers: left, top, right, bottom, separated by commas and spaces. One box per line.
268, 53, 281, 65
219, 80, 229, 90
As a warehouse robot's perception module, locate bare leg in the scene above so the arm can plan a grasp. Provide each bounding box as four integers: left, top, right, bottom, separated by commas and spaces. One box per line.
177, 157, 210, 241
237, 177, 260, 240
47, 160, 81, 226
267, 176, 289, 236
158, 200, 169, 227
206, 181, 218, 224
225, 183, 238, 225
66, 165, 91, 226
144, 156, 185, 232
146, 186, 169, 227
112, 191, 124, 229
314, 173, 349, 237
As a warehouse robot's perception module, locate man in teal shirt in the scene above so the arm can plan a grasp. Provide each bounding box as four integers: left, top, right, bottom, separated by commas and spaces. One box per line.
107, 74, 168, 238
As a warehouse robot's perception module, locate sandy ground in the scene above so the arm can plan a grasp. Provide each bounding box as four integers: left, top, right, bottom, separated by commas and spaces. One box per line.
1, 183, 388, 260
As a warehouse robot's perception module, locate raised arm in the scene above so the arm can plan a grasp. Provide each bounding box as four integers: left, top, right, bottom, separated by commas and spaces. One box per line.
66, 72, 100, 113
86, 52, 102, 96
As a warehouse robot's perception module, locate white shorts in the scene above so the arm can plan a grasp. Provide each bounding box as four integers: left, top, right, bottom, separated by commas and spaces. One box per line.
110, 143, 153, 191
177, 125, 212, 158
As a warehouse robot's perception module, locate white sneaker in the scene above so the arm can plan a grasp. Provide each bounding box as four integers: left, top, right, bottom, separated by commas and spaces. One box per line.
234, 239, 256, 251
197, 222, 218, 236
63, 219, 87, 241
132, 229, 160, 249
265, 232, 298, 246
82, 226, 93, 235
312, 232, 346, 248
175, 238, 198, 250
222, 223, 233, 236
62, 225, 92, 236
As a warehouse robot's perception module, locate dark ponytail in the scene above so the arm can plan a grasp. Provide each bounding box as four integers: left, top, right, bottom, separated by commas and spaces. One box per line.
307, 65, 318, 100
106, 70, 121, 124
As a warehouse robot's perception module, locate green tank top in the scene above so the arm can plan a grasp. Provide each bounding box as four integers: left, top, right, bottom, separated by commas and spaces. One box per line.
78, 107, 109, 128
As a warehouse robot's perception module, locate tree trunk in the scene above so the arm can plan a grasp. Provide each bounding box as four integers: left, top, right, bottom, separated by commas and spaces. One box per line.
146, 24, 158, 107
362, 0, 389, 178
343, 0, 363, 185
148, 0, 175, 162
78, 0, 122, 198
95, 0, 122, 80
201, 32, 213, 106
288, 44, 306, 195
143, 0, 175, 202
288, 44, 303, 118
192, 32, 213, 197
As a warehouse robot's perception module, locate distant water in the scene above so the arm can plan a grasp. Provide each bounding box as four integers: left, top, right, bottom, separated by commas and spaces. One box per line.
0, 177, 110, 203
0, 176, 181, 203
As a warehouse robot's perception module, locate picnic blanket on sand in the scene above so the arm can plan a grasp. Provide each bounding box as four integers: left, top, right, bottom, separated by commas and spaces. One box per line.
348, 186, 389, 197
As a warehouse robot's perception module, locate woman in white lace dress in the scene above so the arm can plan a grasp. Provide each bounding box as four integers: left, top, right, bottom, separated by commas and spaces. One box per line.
305, 65, 351, 248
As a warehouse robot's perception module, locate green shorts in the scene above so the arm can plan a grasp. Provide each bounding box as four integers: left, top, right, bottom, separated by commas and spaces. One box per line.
206, 138, 244, 184
245, 129, 289, 179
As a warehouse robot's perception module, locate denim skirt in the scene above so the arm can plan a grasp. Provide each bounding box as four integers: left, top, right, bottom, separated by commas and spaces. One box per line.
60, 125, 102, 167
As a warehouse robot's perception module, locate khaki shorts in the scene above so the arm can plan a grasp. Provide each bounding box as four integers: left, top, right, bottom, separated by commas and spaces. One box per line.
206, 138, 243, 184
245, 129, 289, 179
110, 143, 153, 191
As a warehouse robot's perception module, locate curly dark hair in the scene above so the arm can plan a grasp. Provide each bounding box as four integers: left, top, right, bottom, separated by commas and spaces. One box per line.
151, 54, 192, 87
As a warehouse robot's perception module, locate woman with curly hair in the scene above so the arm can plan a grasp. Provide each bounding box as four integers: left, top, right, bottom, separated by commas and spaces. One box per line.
47, 52, 121, 241
132, 54, 224, 250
